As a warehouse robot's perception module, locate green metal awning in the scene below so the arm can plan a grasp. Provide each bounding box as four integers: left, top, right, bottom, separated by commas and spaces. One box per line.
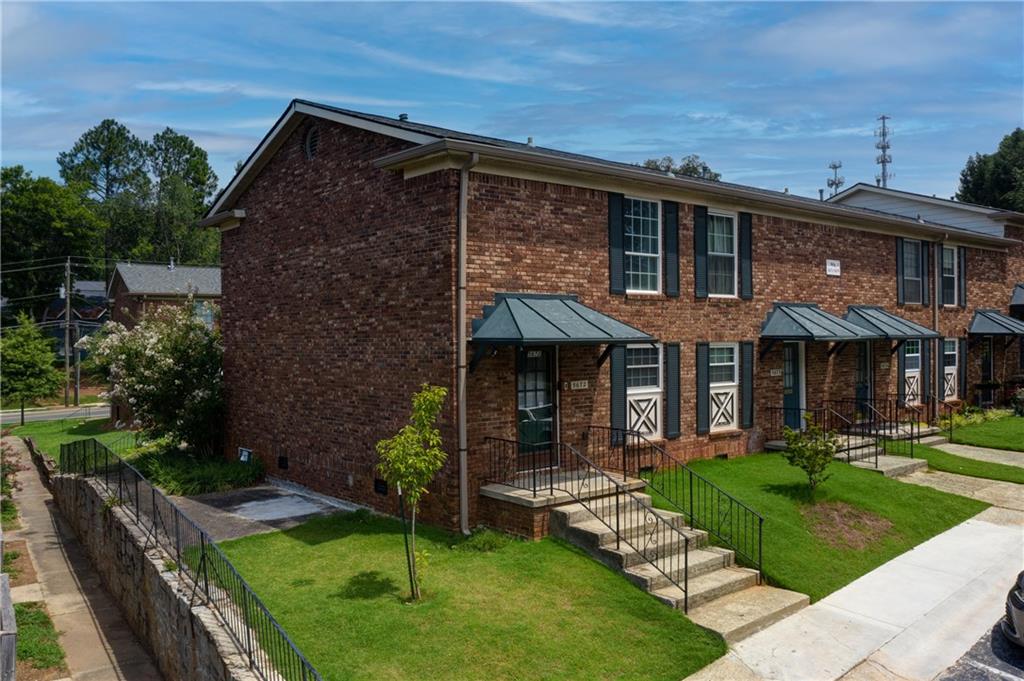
968, 309, 1024, 336
844, 306, 940, 339
760, 303, 881, 342
471, 293, 654, 346
1010, 283, 1024, 311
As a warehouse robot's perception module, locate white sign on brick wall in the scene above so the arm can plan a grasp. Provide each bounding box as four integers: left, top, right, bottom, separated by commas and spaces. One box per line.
570, 380, 590, 390
826, 259, 841, 277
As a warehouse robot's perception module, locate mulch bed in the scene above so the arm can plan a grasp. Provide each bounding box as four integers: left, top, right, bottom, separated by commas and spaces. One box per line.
799, 500, 894, 550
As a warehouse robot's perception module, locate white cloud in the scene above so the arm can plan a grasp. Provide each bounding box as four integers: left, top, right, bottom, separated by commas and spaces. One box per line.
334, 39, 539, 85
134, 80, 417, 108
1, 88, 60, 116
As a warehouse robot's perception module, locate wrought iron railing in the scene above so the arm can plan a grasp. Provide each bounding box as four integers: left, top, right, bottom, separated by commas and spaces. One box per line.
484, 436, 693, 610
762, 406, 825, 443
59, 438, 322, 681
585, 426, 763, 578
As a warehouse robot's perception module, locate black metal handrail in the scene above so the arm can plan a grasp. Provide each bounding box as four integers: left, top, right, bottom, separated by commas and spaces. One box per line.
59, 438, 322, 681
929, 391, 956, 443
584, 426, 763, 580
485, 436, 693, 610
762, 406, 825, 442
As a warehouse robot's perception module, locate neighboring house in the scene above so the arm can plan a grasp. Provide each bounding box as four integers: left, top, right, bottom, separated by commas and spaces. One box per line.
107, 262, 221, 329
40, 280, 109, 358
201, 99, 1024, 537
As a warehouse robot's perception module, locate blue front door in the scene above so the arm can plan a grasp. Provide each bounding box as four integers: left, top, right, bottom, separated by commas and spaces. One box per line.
783, 343, 802, 429
855, 341, 871, 411
517, 347, 556, 468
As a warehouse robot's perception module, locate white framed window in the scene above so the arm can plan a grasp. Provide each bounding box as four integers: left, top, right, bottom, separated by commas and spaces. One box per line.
193, 300, 215, 329
903, 339, 921, 403
941, 246, 957, 306
708, 212, 737, 297
626, 344, 661, 437
624, 198, 661, 294
902, 239, 922, 304
709, 342, 738, 431
943, 338, 958, 399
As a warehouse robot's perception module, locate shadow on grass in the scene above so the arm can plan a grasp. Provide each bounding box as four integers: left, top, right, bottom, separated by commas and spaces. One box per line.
761, 482, 816, 505
270, 508, 461, 548
330, 570, 400, 601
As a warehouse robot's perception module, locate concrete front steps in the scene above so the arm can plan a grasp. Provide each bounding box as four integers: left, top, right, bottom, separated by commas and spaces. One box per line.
850, 455, 927, 478
550, 493, 809, 644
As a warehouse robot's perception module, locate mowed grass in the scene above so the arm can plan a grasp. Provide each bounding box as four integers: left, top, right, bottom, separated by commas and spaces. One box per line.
220, 511, 726, 681
952, 415, 1024, 452
11, 418, 125, 461
14, 602, 67, 672
650, 453, 988, 602
886, 440, 1024, 484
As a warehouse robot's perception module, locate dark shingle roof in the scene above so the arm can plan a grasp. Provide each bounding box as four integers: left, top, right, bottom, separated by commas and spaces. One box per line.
112, 263, 220, 297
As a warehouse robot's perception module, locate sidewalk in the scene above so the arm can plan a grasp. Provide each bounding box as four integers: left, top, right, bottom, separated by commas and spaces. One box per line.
934, 442, 1024, 469
690, 506, 1024, 681
4, 436, 162, 680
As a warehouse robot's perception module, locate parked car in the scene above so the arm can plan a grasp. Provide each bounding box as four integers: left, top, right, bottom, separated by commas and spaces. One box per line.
1003, 570, 1024, 647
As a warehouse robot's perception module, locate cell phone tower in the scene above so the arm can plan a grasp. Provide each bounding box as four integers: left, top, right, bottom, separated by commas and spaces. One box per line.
827, 161, 845, 196
875, 115, 893, 188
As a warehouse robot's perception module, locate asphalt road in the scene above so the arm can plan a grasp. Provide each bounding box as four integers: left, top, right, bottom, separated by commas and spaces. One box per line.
939, 620, 1024, 681
0, 403, 109, 425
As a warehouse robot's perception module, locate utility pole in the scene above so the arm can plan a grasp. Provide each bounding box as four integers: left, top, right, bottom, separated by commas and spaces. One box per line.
74, 321, 81, 407
875, 115, 893, 188
827, 161, 845, 197
64, 257, 71, 407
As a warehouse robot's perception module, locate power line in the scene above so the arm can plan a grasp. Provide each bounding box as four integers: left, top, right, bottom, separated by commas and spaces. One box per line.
0, 263, 83, 275
0, 256, 71, 267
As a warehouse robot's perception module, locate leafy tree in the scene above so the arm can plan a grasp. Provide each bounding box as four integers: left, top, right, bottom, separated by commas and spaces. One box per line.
376, 384, 449, 601
0, 313, 63, 424
956, 128, 1024, 211
82, 298, 223, 455
782, 419, 838, 495
0, 166, 105, 315
641, 154, 721, 181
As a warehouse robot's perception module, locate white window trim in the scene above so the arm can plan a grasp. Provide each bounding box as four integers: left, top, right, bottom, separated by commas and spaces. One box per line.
624, 197, 662, 295
942, 338, 958, 399
707, 210, 739, 299
902, 239, 923, 305
941, 246, 958, 307
904, 339, 921, 371
626, 343, 662, 438
709, 342, 739, 432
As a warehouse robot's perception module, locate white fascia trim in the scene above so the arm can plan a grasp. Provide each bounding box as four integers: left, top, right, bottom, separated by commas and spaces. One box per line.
208, 101, 439, 216
830, 184, 999, 217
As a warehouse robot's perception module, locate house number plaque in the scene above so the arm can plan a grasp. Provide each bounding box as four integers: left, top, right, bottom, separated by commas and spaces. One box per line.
570, 380, 589, 390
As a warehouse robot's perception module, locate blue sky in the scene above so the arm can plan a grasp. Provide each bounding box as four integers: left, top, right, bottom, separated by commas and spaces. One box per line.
2, 1, 1021, 200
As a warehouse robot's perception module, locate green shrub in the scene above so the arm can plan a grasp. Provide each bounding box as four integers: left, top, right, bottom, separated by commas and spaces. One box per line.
782, 419, 838, 494
454, 529, 514, 553
940, 406, 1014, 430
127, 440, 263, 496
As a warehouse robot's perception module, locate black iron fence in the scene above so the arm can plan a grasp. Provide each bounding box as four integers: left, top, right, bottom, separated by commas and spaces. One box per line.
59, 438, 322, 681
585, 426, 763, 578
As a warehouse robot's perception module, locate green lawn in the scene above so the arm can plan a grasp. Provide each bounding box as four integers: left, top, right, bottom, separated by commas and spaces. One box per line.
651, 453, 988, 602
11, 418, 127, 462
220, 511, 726, 681
886, 440, 1024, 484
952, 415, 1024, 452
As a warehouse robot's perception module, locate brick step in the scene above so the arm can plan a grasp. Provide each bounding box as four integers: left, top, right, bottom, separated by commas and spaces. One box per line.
623, 546, 735, 591
650, 567, 759, 611
686, 585, 811, 644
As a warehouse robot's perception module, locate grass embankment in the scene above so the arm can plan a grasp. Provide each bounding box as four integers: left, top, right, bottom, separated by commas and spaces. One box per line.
951, 415, 1024, 453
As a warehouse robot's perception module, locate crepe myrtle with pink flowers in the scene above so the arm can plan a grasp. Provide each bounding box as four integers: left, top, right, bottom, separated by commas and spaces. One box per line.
82, 295, 223, 456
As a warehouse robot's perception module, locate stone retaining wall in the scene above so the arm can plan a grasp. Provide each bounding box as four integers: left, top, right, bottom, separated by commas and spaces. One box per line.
49, 471, 259, 681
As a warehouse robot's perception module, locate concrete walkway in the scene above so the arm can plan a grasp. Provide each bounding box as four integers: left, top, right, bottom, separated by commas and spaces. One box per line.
934, 442, 1024, 469
901, 469, 1024, 511
690, 506, 1024, 681
4, 436, 162, 680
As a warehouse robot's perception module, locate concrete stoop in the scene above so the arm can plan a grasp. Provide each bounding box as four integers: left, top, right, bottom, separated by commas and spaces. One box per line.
851, 455, 928, 478
919, 434, 949, 446
549, 496, 809, 644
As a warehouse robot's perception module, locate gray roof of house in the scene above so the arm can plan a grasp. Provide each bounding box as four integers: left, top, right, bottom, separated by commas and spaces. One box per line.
112, 263, 221, 297
844, 306, 939, 339
761, 303, 880, 342
968, 309, 1024, 336
471, 293, 654, 346
1011, 284, 1024, 310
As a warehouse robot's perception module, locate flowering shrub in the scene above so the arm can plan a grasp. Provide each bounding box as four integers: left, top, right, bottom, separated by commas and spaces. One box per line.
82, 298, 223, 456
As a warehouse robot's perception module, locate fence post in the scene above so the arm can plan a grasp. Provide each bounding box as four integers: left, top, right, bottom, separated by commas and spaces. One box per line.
174, 509, 182, 571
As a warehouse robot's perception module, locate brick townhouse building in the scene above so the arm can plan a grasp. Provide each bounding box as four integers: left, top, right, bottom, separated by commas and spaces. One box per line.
202, 100, 1024, 538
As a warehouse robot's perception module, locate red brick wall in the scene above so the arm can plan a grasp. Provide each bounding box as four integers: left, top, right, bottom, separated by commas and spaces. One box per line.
220, 119, 461, 527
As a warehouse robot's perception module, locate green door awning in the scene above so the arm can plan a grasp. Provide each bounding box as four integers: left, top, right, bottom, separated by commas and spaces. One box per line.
760, 303, 881, 342
969, 309, 1024, 336
844, 306, 940, 339
471, 293, 654, 346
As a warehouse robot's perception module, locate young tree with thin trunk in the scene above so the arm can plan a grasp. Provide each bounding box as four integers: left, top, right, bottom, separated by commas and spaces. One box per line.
375, 384, 448, 601
0, 313, 63, 424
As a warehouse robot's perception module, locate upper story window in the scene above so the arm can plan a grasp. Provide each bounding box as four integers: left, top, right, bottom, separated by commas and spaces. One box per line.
708, 212, 737, 297
941, 246, 958, 306
624, 198, 660, 293
902, 239, 923, 304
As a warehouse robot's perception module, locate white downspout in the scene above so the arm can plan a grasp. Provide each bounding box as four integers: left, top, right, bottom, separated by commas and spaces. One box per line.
457, 152, 479, 536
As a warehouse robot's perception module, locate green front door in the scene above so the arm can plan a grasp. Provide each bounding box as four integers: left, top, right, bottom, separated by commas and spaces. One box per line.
517, 347, 555, 469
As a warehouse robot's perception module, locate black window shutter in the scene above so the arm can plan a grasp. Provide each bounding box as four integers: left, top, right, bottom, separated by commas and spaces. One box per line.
897, 346, 906, 402
609, 193, 625, 295
696, 343, 710, 434
740, 341, 754, 429
895, 238, 905, 305
958, 338, 967, 400
739, 212, 753, 300
664, 343, 680, 439
921, 242, 930, 307
610, 345, 626, 435
663, 201, 680, 298
694, 206, 708, 299
921, 339, 931, 404
958, 248, 967, 308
